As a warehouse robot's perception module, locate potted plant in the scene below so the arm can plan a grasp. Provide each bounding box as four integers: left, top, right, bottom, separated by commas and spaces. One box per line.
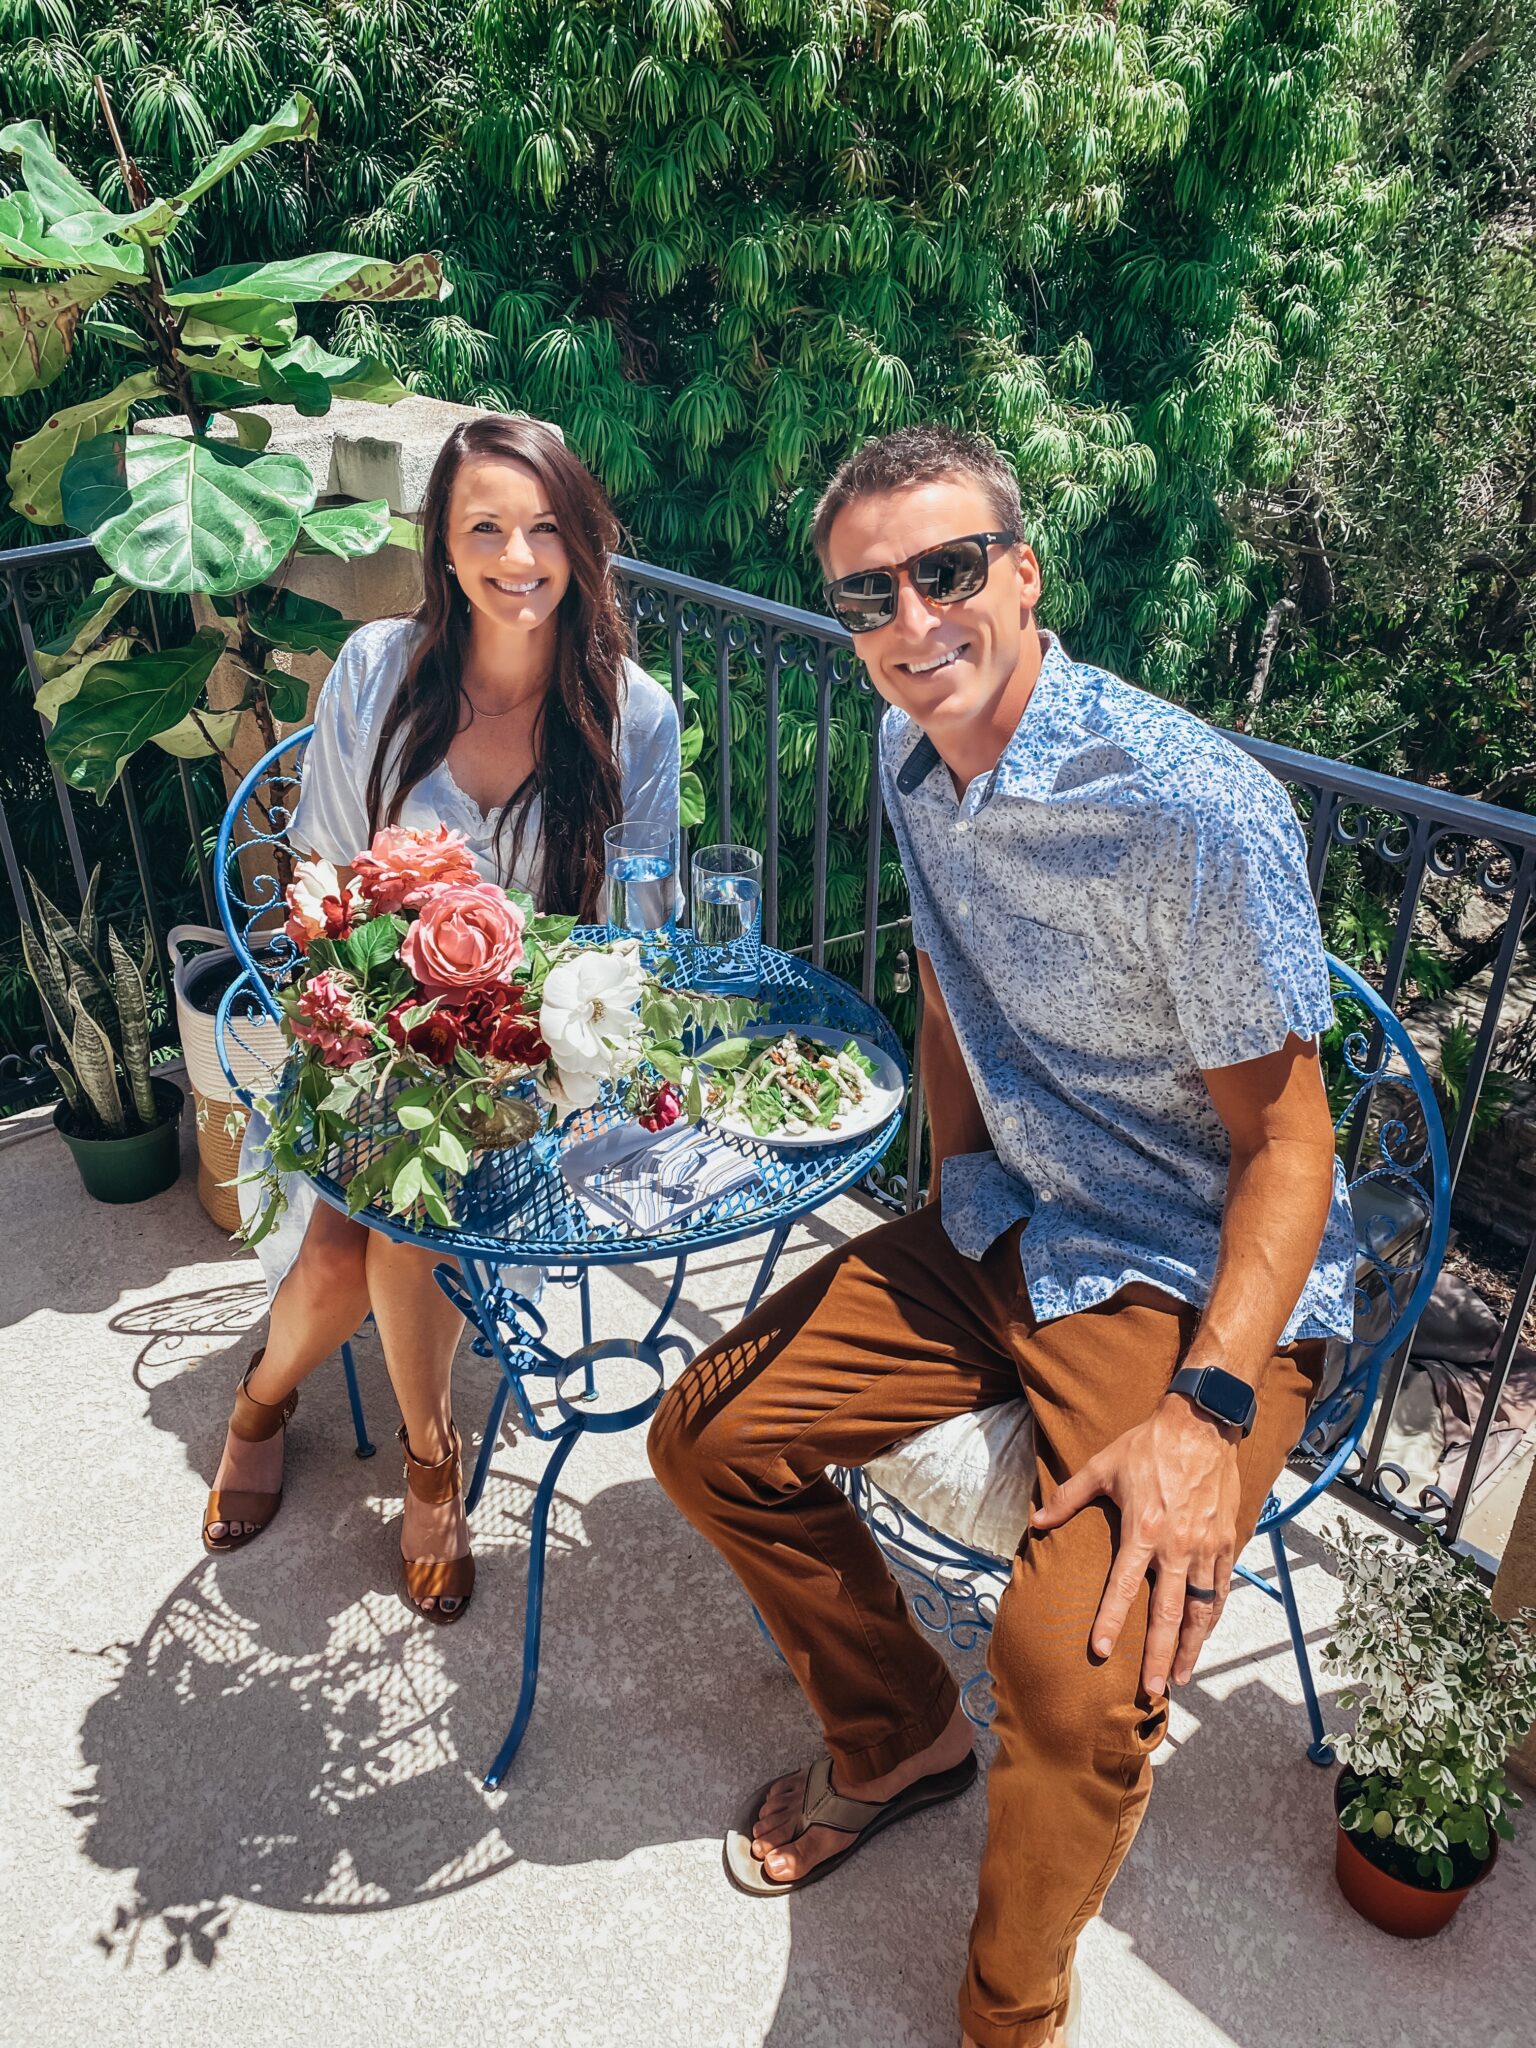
1324, 1518, 1536, 1938
20, 869, 183, 1203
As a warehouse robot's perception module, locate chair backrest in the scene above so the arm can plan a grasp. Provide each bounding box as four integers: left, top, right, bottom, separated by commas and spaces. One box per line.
211, 728, 314, 1105
1290, 955, 1452, 1513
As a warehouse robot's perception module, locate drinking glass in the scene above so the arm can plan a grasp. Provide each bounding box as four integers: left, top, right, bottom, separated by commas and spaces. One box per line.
689, 843, 763, 993
604, 820, 678, 939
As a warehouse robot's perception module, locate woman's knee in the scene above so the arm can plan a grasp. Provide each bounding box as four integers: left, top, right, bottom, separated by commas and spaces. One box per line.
292, 1205, 368, 1296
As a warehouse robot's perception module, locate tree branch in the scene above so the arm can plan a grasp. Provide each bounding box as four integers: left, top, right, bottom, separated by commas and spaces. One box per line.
1234, 597, 1297, 732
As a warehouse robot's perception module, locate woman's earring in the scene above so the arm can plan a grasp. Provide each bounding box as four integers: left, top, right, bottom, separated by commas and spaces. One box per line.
447, 562, 458, 577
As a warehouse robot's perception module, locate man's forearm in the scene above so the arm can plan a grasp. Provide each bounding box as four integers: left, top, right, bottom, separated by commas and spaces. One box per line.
1180, 1134, 1335, 1388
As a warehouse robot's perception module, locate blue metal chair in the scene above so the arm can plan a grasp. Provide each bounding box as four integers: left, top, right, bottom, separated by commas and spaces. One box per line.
841, 956, 1452, 1763
212, 725, 375, 1459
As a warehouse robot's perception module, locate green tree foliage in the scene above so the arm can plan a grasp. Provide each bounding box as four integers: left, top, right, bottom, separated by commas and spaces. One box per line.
1233, 3, 1536, 808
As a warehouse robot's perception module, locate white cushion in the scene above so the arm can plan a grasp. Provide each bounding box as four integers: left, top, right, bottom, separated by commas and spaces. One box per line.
863, 1402, 1038, 1562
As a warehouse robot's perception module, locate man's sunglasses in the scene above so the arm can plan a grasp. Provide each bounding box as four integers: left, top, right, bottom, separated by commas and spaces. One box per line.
823, 531, 1017, 633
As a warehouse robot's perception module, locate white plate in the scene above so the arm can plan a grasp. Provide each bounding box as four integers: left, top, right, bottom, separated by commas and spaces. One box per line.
700, 1028, 905, 1149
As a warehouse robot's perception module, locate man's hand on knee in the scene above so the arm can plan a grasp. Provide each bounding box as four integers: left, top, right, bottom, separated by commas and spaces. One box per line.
1029, 1395, 1241, 1697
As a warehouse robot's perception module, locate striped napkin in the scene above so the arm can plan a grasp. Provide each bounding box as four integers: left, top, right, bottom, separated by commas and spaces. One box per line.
561, 1119, 763, 1232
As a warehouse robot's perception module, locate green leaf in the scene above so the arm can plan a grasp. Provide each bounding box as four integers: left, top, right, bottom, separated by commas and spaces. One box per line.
390, 1155, 427, 1210
150, 707, 242, 759
262, 666, 311, 724
386, 513, 422, 553
226, 588, 353, 658
679, 768, 706, 830
173, 94, 320, 210
0, 190, 144, 280
167, 251, 448, 311
33, 576, 134, 679
45, 629, 227, 797
679, 719, 704, 769
0, 119, 176, 251
34, 634, 135, 725
701, 1035, 755, 1070
60, 432, 316, 594
0, 276, 113, 398
527, 913, 578, 947
231, 410, 274, 452
179, 300, 299, 350
429, 1128, 471, 1174
397, 1103, 435, 1130
6, 371, 164, 527
258, 347, 334, 418
296, 500, 392, 560
340, 914, 405, 978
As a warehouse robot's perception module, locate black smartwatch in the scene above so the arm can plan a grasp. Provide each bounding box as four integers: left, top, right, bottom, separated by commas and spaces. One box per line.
1167, 1365, 1258, 1439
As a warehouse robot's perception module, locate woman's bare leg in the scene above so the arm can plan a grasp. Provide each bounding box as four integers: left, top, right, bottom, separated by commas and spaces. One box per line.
364, 1233, 470, 1613
206, 1202, 372, 1541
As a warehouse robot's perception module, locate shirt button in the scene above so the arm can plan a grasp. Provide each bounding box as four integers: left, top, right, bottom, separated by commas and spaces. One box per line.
955, 819, 969, 833
1038, 1189, 1053, 1204
957, 899, 970, 917
1004, 1115, 1019, 1131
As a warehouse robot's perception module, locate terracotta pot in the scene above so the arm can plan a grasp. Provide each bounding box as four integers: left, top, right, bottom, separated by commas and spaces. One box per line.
1334, 1781, 1496, 1937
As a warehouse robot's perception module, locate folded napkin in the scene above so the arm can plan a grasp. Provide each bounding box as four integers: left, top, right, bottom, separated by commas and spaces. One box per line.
561, 1119, 762, 1232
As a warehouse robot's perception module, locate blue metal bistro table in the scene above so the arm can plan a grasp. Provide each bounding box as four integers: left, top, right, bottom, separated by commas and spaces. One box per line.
295, 944, 907, 1788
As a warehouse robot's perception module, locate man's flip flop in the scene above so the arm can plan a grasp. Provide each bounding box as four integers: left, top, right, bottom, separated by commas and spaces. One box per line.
723, 1750, 978, 1896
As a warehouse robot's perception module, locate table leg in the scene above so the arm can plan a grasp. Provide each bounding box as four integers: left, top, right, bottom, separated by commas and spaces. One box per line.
741, 1220, 793, 1320
484, 1423, 583, 1790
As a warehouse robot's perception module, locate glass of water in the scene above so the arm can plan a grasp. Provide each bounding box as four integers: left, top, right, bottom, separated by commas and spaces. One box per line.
690, 843, 763, 993
604, 820, 678, 940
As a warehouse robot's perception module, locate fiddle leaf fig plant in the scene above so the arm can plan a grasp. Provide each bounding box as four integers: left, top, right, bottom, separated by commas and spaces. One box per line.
2, 87, 447, 800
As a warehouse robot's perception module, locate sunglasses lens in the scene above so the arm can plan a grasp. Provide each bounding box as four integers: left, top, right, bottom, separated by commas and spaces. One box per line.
828, 571, 897, 632
912, 540, 988, 603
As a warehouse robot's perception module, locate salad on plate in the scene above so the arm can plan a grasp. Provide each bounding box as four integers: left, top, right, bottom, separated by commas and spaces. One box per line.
703, 1030, 889, 1141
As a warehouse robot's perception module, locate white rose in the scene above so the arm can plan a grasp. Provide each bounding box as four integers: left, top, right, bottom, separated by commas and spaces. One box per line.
538, 947, 645, 1080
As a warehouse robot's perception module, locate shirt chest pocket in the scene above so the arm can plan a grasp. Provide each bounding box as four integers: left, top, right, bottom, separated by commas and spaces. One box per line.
1004, 914, 1100, 1043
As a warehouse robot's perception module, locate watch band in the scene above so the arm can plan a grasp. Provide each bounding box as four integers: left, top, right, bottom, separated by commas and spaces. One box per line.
1168, 1364, 1258, 1438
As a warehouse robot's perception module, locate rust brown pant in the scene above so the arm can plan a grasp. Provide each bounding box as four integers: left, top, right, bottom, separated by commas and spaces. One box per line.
647, 1203, 1322, 2048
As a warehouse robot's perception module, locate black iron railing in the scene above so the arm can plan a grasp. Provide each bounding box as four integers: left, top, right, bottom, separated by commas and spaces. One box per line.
5, 533, 1534, 1556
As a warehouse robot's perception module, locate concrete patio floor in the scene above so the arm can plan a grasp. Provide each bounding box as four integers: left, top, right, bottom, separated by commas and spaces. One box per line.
5, 1092, 1532, 2048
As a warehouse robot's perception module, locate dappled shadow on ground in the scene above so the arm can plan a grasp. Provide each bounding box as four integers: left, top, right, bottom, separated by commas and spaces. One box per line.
71, 1437, 819, 1972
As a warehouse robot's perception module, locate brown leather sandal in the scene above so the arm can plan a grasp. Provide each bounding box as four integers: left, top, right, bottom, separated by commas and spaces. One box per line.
202, 1351, 299, 1555
398, 1423, 475, 1625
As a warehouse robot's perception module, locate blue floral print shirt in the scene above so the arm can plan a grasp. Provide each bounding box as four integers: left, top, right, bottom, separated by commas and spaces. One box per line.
878, 632, 1356, 1342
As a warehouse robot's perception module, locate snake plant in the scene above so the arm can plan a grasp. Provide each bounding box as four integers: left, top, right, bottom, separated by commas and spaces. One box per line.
20, 868, 161, 1138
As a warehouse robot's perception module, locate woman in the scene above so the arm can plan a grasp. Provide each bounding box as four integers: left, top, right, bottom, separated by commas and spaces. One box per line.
203, 415, 679, 1625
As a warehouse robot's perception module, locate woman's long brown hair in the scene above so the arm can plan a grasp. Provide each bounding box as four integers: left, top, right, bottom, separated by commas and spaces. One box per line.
365, 415, 628, 918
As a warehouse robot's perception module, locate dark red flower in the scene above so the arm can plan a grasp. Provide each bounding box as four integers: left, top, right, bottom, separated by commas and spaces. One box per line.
639, 1081, 683, 1132
385, 998, 462, 1067
451, 984, 550, 1068
320, 894, 357, 940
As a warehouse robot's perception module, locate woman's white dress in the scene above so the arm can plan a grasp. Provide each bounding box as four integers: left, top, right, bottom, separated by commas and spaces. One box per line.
237, 614, 681, 1301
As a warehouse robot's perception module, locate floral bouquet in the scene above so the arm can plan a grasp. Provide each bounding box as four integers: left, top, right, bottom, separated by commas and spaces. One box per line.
240, 823, 750, 1241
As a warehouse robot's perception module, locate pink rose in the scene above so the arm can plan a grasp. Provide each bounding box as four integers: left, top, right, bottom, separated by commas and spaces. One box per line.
354, 824, 480, 915
399, 882, 527, 995
291, 968, 375, 1067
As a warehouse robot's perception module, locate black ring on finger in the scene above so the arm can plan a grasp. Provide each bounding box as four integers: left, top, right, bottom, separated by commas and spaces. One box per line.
1186, 1585, 1218, 1603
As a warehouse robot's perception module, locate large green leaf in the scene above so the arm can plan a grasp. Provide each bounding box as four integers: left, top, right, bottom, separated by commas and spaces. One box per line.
46, 629, 227, 797
258, 348, 333, 417
173, 94, 320, 209
60, 432, 316, 594
0, 118, 175, 249
0, 276, 113, 397
297, 499, 393, 560
184, 335, 408, 414
150, 706, 243, 758
0, 189, 145, 281
34, 635, 135, 725
166, 250, 448, 310
179, 300, 298, 349
264, 667, 312, 723
6, 370, 164, 525
214, 587, 353, 656
33, 576, 134, 680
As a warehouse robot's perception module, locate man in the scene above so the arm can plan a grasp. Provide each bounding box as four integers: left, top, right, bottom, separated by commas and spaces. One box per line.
648, 425, 1355, 2048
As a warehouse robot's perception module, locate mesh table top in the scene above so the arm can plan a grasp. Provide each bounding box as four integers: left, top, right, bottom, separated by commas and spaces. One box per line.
300, 943, 907, 1267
